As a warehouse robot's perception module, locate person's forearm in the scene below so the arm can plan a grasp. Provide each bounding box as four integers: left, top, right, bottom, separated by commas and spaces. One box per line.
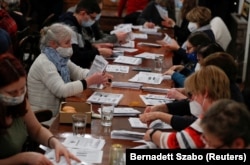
0, 153, 32, 164
157, 112, 172, 124
31, 126, 54, 148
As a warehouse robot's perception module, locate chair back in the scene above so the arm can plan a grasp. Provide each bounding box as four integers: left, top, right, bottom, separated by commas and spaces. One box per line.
210, 16, 232, 51
41, 13, 58, 28
18, 33, 41, 73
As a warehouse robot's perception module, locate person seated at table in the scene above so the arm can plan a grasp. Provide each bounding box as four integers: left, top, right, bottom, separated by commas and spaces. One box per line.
27, 23, 113, 121
136, 0, 176, 28
67, 0, 128, 44
141, 65, 230, 149
163, 0, 197, 46
160, 6, 215, 65
117, 0, 149, 25
201, 52, 244, 103
58, 0, 113, 68
200, 99, 250, 149
162, 31, 212, 87
0, 0, 28, 31
0, 28, 13, 54
140, 51, 244, 131
0, 6, 17, 42
0, 53, 80, 164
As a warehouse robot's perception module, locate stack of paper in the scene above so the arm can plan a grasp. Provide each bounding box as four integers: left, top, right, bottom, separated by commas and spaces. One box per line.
105, 65, 129, 73
44, 135, 105, 164
137, 42, 161, 48
87, 92, 123, 105
114, 56, 142, 65
111, 81, 143, 89
111, 130, 145, 141
87, 55, 108, 89
135, 52, 164, 59
128, 117, 172, 129
141, 86, 169, 94
129, 72, 163, 84
139, 94, 174, 105
98, 107, 141, 116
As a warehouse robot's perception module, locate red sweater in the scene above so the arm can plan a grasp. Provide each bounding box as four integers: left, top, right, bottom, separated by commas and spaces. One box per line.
118, 0, 149, 17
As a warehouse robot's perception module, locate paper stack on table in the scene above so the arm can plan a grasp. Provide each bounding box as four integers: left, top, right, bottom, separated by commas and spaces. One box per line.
129, 72, 164, 84
87, 91, 123, 105
98, 107, 141, 116
128, 117, 172, 129
111, 130, 145, 141
114, 56, 142, 65
139, 94, 174, 105
44, 135, 105, 164
111, 81, 143, 89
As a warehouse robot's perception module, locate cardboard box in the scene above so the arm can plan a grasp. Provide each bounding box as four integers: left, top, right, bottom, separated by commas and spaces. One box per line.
59, 102, 92, 124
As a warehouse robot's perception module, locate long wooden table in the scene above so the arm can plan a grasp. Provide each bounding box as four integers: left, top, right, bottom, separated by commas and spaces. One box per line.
49, 29, 175, 164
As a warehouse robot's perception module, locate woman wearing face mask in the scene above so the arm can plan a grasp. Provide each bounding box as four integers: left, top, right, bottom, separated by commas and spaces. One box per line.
163, 0, 197, 46
0, 53, 81, 164
140, 65, 230, 149
58, 0, 113, 69
27, 23, 113, 124
163, 31, 212, 88
140, 50, 244, 132
159, 6, 215, 65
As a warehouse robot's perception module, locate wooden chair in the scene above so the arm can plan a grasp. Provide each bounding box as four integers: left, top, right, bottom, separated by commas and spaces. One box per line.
34, 109, 53, 129
13, 26, 31, 57
41, 13, 57, 28
18, 33, 41, 73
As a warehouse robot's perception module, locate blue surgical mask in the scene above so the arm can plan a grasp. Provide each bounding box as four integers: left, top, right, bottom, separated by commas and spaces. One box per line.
0, 88, 26, 106
187, 52, 198, 64
82, 19, 95, 27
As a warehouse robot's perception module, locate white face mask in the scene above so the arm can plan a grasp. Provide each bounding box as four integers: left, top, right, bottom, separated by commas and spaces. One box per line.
188, 22, 198, 33
95, 13, 101, 21
194, 63, 200, 72
56, 47, 73, 58
82, 19, 95, 27
0, 88, 26, 106
189, 100, 203, 117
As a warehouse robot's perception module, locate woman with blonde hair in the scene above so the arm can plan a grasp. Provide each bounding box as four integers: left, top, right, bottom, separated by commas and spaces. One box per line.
142, 65, 230, 148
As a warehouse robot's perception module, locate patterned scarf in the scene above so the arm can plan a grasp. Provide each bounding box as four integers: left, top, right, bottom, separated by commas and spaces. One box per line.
42, 46, 70, 83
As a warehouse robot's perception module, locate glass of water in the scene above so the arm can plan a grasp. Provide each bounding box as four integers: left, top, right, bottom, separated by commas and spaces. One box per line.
72, 113, 87, 136
101, 103, 114, 127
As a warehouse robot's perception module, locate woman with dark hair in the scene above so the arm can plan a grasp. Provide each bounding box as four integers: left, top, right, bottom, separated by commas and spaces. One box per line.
163, 31, 212, 87
163, 0, 197, 46
0, 53, 80, 164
